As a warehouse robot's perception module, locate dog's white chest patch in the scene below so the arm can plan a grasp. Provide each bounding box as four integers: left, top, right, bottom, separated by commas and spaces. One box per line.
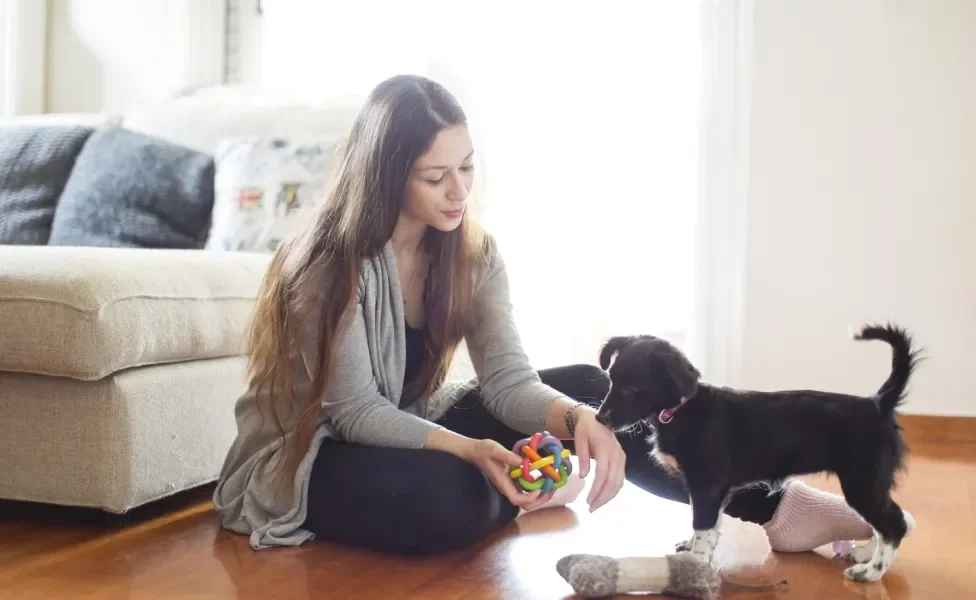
651, 447, 682, 474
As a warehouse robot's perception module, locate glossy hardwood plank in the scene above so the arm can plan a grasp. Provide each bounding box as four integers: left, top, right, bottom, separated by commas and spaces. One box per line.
2, 440, 974, 599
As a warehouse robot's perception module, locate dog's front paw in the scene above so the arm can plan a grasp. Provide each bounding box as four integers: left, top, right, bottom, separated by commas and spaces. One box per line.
675, 538, 692, 553
686, 529, 720, 565
838, 543, 875, 564
836, 535, 879, 565
844, 562, 885, 583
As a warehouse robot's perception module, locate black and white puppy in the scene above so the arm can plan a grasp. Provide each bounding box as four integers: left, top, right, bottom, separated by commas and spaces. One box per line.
594, 324, 919, 583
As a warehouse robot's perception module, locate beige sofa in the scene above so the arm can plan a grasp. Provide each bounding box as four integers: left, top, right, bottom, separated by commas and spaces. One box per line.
0, 88, 358, 513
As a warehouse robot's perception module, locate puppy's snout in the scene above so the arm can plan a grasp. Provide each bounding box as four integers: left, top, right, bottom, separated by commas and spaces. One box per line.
595, 407, 612, 427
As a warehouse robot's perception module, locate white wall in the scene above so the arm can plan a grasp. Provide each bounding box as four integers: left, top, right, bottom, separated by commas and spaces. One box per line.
1, 0, 48, 116
45, 0, 224, 114
738, 0, 976, 416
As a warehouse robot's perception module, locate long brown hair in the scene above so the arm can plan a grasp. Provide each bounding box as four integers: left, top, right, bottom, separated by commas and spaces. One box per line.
246, 74, 489, 489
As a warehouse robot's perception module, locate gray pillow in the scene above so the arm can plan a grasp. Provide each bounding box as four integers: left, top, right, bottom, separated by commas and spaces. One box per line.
49, 126, 214, 249
0, 124, 94, 244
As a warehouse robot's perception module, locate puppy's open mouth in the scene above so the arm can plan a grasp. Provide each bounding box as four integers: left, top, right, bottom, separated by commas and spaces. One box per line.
615, 422, 643, 434
604, 414, 645, 434
597, 406, 647, 433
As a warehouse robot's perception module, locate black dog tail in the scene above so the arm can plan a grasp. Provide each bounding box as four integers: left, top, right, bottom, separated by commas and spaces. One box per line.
852, 324, 921, 414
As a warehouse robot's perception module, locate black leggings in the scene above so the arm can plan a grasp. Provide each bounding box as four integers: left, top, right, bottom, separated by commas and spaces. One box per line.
303, 364, 783, 555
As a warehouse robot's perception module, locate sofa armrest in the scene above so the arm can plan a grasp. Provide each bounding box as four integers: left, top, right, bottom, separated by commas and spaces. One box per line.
0, 246, 272, 380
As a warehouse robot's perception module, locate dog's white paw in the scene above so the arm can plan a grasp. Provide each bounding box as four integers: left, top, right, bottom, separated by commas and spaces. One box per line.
675, 538, 692, 553
844, 562, 885, 583
687, 529, 720, 564
842, 537, 896, 583
839, 542, 876, 564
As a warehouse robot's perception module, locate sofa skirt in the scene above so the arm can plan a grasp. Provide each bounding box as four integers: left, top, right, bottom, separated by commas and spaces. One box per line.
0, 356, 246, 513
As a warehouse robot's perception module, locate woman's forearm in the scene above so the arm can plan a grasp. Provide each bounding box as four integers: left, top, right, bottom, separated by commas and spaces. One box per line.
424, 397, 593, 458
424, 427, 476, 461
545, 396, 596, 440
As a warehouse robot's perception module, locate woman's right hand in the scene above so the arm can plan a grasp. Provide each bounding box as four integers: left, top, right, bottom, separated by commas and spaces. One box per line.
462, 438, 554, 511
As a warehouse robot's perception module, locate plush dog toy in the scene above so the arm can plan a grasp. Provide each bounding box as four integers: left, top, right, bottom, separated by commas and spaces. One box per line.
556, 553, 720, 599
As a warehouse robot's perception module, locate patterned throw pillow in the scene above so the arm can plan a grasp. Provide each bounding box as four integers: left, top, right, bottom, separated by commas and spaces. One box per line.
205, 136, 342, 252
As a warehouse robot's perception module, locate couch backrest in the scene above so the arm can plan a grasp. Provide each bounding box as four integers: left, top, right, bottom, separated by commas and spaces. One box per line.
0, 86, 363, 156
0, 112, 122, 131
121, 86, 362, 155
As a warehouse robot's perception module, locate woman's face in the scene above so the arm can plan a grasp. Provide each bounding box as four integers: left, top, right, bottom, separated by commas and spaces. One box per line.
402, 125, 475, 232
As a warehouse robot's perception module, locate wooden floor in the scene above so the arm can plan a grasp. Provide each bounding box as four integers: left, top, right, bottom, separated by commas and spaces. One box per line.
2, 438, 975, 599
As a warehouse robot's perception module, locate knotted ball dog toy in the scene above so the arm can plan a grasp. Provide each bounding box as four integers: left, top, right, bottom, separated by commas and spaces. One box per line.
509, 431, 572, 493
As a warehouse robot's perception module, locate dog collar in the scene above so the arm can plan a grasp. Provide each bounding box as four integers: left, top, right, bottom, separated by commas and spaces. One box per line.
659, 396, 689, 424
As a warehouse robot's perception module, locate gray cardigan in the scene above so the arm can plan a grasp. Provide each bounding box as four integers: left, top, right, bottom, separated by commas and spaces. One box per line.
213, 240, 564, 549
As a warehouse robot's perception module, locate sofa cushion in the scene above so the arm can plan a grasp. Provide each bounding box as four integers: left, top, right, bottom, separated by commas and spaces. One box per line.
0, 245, 271, 380
0, 124, 94, 244
48, 126, 215, 249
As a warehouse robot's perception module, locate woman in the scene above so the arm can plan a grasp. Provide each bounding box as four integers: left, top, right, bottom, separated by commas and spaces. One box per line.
213, 74, 908, 555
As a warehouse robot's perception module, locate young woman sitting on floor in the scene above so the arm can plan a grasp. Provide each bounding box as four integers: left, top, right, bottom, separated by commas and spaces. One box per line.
212, 74, 912, 555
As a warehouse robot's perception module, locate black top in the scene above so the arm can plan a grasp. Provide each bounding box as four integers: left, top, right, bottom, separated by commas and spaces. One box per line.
401, 320, 425, 408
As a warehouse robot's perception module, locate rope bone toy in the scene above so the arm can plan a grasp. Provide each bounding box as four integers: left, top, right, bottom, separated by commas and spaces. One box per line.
556, 553, 788, 599
556, 553, 721, 599
509, 431, 572, 493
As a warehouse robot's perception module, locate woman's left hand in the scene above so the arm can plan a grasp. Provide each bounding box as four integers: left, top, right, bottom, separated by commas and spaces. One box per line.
573, 407, 627, 512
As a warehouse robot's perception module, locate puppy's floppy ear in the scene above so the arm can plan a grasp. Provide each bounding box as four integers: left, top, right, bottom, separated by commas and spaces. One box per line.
599, 336, 635, 370
663, 352, 702, 398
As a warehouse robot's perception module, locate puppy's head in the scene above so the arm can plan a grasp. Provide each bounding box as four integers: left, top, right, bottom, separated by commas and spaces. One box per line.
594, 335, 701, 431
